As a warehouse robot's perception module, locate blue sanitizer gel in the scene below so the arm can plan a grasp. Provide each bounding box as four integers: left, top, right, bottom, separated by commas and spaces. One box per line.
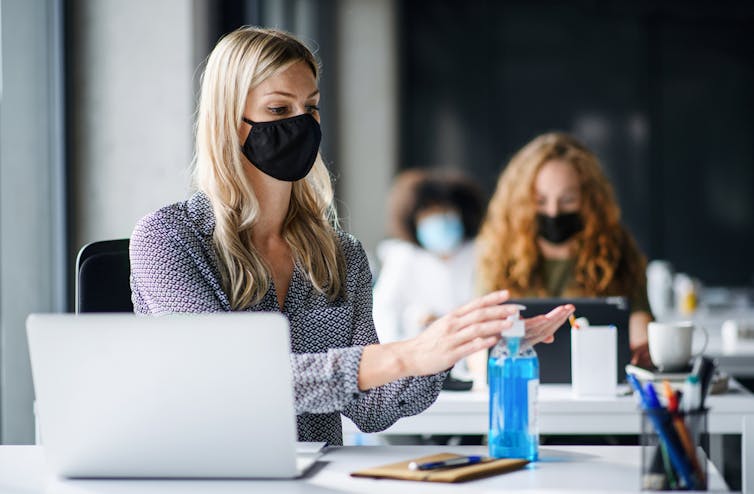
488, 308, 540, 461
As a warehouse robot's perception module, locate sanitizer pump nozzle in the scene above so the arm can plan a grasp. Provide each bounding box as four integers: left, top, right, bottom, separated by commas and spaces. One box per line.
504, 304, 526, 356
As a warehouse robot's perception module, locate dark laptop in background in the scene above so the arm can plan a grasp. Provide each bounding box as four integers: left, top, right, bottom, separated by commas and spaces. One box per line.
509, 297, 632, 384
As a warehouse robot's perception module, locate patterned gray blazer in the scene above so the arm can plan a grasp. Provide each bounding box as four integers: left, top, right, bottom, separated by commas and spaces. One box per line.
130, 191, 446, 445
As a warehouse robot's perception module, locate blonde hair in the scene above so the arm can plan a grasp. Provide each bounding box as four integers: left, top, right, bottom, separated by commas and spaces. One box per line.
477, 132, 646, 297
194, 26, 344, 309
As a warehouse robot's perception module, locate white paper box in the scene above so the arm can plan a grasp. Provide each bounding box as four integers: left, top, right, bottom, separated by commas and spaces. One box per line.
571, 325, 617, 398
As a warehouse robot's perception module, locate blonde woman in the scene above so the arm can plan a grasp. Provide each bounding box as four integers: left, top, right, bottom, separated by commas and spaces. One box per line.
476, 132, 652, 368
130, 27, 573, 445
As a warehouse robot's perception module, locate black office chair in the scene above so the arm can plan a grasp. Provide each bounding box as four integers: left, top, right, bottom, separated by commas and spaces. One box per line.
76, 238, 133, 313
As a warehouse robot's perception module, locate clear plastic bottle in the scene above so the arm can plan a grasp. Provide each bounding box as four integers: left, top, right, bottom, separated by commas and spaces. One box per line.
488, 305, 539, 461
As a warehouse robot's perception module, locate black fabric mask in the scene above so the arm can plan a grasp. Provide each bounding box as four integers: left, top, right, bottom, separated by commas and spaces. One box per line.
537, 212, 583, 244
241, 114, 322, 182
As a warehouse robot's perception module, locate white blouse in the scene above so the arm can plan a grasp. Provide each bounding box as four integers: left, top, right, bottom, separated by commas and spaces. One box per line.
373, 239, 477, 377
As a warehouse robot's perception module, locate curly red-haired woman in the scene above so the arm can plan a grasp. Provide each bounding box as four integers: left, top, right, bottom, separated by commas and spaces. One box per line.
476, 132, 652, 368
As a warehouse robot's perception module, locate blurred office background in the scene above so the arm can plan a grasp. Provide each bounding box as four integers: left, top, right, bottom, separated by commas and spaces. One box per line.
1, 0, 752, 445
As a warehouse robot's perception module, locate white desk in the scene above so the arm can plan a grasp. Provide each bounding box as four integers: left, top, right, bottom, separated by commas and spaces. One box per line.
0, 445, 729, 493
343, 382, 754, 492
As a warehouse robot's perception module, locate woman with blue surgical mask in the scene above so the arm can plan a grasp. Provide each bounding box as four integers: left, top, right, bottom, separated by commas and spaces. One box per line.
373, 171, 485, 389
416, 207, 465, 258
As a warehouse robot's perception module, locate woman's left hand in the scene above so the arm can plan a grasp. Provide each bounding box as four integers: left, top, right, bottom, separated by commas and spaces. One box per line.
522, 304, 575, 348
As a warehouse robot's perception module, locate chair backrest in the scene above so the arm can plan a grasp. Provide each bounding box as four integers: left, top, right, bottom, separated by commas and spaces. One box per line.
76, 239, 133, 313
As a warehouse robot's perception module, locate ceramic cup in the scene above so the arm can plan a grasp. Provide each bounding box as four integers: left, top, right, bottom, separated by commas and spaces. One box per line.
647, 321, 708, 371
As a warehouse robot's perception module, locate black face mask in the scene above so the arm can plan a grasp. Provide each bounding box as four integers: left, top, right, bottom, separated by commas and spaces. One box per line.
241, 114, 322, 182
537, 212, 583, 244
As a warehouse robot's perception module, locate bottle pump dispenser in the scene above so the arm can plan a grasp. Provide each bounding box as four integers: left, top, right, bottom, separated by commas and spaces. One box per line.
488, 304, 539, 460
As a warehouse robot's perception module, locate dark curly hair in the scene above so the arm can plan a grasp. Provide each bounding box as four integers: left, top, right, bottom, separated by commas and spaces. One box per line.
386, 170, 486, 246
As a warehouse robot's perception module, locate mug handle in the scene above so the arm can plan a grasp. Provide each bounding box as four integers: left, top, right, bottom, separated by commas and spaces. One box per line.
692, 325, 709, 357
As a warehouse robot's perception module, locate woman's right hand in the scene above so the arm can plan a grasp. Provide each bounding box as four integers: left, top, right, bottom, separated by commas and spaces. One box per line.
401, 290, 519, 376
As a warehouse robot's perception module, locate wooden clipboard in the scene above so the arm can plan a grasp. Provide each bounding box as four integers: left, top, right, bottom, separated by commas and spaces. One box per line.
350, 452, 528, 483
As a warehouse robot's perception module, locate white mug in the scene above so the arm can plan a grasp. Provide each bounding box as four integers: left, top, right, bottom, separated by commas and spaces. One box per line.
648, 321, 708, 371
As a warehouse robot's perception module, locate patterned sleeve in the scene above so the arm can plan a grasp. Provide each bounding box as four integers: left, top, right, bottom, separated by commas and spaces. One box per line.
339, 236, 447, 433
129, 209, 227, 314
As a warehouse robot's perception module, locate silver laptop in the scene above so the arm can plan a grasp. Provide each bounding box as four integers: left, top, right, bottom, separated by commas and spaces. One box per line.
27, 312, 322, 478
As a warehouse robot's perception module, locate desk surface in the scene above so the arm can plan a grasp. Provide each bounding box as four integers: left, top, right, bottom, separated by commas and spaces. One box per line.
0, 445, 729, 493
340, 384, 754, 493
344, 381, 754, 436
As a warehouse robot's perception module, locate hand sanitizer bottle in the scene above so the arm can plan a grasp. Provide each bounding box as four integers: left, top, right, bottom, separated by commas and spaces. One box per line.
488, 304, 539, 461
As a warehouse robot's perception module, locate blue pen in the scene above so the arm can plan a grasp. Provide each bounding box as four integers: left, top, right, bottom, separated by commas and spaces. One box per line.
643, 382, 662, 409
626, 373, 647, 404
641, 383, 698, 489
408, 455, 483, 471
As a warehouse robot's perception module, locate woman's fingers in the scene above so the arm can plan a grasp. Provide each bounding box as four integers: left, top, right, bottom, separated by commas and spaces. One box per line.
451, 335, 499, 362
524, 304, 574, 345
451, 304, 518, 332
450, 318, 511, 346
451, 290, 509, 318
527, 304, 574, 328
536, 304, 575, 325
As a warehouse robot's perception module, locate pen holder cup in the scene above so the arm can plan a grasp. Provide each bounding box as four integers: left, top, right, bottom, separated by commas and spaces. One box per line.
640, 408, 708, 491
